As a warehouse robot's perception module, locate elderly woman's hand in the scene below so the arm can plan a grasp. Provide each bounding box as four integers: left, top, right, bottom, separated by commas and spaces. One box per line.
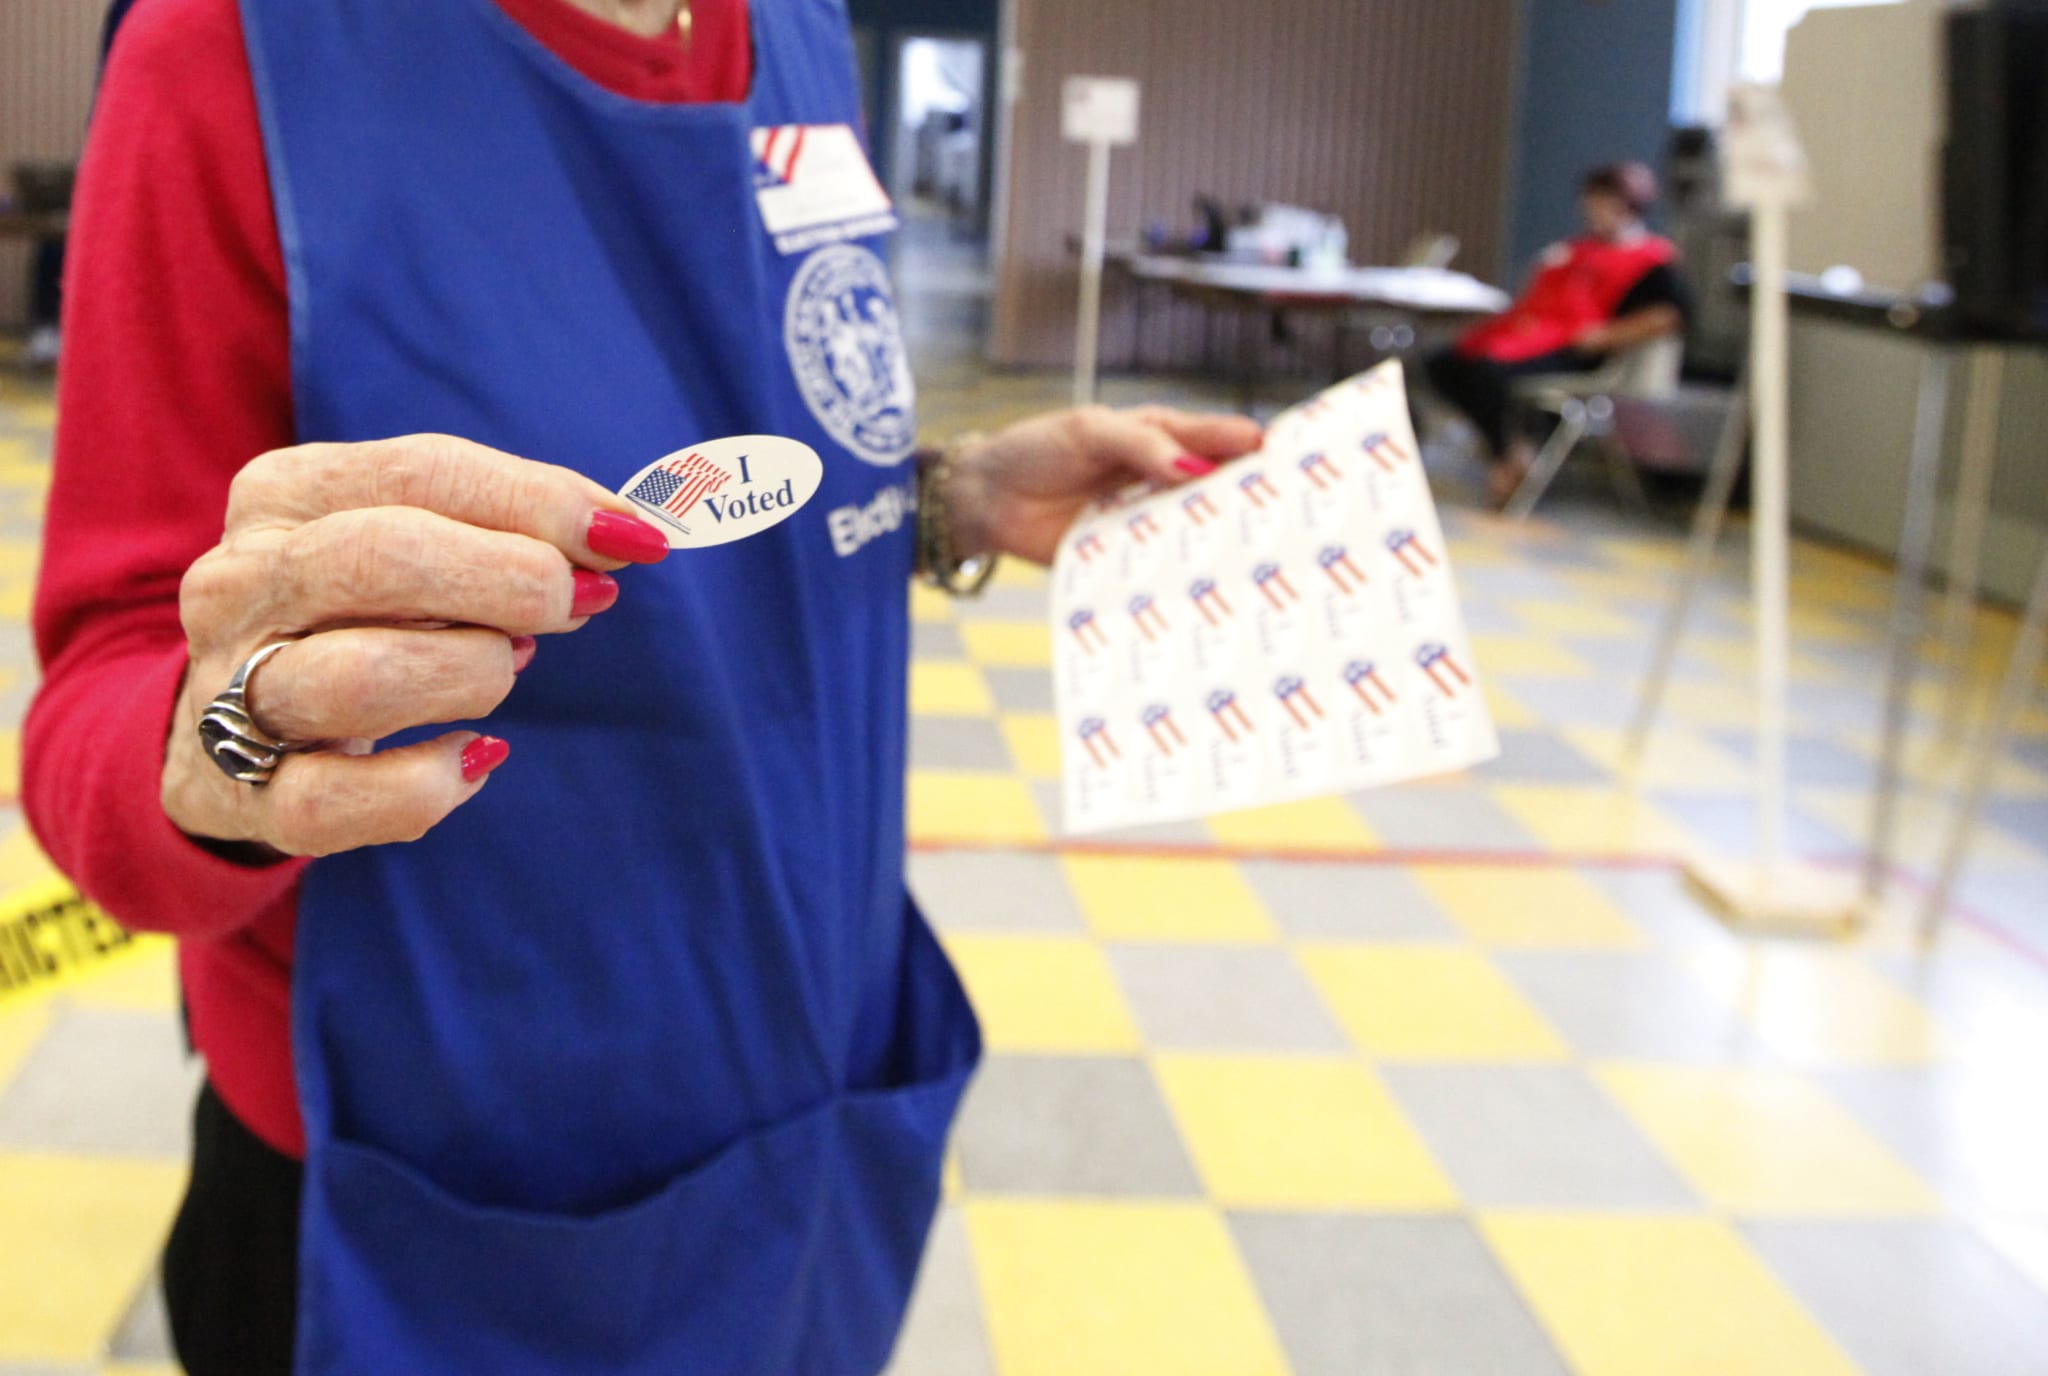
945, 405, 1263, 566
162, 434, 669, 859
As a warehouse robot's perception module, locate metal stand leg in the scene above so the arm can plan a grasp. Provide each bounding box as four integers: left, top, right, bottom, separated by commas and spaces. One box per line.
1865, 346, 1956, 904
1600, 438, 1652, 513
1625, 374, 1751, 766
1503, 401, 1587, 521
1921, 546, 2048, 942
1936, 348, 2004, 746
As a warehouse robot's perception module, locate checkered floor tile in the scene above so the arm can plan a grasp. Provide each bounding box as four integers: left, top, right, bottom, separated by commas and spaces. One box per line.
3, 333, 2048, 1375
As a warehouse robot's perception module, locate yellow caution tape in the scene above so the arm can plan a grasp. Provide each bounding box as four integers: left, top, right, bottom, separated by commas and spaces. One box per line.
0, 876, 154, 1007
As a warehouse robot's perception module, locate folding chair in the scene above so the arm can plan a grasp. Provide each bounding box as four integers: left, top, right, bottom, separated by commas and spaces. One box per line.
1502, 334, 1685, 520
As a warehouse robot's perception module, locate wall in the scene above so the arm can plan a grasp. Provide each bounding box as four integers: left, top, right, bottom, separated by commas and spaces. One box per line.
989, 0, 1521, 369
0, 1, 103, 328
1509, 0, 1682, 275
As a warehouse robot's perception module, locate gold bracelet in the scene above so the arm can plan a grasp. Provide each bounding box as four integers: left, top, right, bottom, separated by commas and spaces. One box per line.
917, 433, 1000, 597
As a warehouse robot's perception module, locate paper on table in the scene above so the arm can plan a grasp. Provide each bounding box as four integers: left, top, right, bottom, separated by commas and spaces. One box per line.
1051, 360, 1498, 834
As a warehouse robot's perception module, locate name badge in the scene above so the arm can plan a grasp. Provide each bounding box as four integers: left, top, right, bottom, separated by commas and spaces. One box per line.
618, 435, 823, 550
752, 124, 900, 256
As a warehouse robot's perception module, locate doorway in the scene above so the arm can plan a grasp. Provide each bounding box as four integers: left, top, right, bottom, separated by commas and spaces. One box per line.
886, 34, 994, 357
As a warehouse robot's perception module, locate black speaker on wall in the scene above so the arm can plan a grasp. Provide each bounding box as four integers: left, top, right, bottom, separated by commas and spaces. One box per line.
1943, 0, 2048, 343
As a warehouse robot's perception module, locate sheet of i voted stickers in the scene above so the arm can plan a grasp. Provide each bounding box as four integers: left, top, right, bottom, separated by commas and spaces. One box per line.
1052, 360, 1499, 834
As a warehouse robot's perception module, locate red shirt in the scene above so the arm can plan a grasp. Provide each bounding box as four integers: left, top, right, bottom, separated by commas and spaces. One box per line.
25, 0, 751, 1159
1457, 233, 1678, 364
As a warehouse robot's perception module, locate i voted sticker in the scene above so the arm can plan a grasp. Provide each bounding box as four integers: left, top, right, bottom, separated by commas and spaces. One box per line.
618, 436, 822, 549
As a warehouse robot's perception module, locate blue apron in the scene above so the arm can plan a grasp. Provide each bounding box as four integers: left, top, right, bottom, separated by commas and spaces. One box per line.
235, 0, 981, 1370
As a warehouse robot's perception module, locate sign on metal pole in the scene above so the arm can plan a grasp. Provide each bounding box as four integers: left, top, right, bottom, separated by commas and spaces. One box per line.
1685, 85, 1860, 933
1065, 77, 1140, 407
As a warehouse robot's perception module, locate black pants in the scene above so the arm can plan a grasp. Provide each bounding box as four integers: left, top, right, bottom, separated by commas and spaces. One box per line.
30, 238, 64, 329
1424, 346, 1599, 459
162, 1082, 302, 1376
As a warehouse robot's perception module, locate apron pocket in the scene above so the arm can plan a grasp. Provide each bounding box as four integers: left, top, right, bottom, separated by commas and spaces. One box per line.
295, 917, 980, 1376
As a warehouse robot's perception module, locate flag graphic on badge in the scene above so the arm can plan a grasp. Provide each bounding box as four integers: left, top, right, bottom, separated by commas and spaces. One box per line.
1344, 660, 1398, 714
1319, 545, 1368, 594
1129, 594, 1170, 642
1363, 431, 1412, 472
753, 125, 809, 187
1079, 717, 1121, 767
1387, 528, 1440, 578
1142, 704, 1188, 756
1416, 642, 1472, 698
1207, 689, 1254, 742
629, 451, 730, 527
1274, 674, 1327, 730
1299, 451, 1343, 490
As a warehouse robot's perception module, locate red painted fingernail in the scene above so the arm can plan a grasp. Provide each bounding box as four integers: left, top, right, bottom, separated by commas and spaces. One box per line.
509, 636, 538, 672
1172, 454, 1217, 476
588, 510, 670, 564
571, 569, 618, 617
461, 736, 510, 783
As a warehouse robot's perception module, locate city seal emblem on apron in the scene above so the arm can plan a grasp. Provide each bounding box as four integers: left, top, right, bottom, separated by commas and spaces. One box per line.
784, 244, 917, 467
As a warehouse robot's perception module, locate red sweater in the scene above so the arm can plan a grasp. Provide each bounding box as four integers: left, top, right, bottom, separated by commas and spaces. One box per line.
25, 0, 750, 1159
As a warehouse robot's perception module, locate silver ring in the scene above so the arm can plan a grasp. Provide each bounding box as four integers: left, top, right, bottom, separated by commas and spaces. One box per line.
196, 641, 304, 786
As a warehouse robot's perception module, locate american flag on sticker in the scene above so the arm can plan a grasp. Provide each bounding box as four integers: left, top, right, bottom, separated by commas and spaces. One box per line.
753, 126, 808, 187
629, 451, 729, 525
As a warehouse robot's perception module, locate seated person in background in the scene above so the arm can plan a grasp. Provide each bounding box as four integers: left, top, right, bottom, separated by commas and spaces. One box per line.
1426, 162, 1690, 506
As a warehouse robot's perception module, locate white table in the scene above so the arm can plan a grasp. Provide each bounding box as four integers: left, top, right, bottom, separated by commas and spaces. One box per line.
1105, 253, 1510, 403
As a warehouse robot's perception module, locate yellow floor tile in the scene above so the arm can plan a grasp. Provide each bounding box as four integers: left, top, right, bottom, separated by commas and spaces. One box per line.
910, 661, 995, 716
1596, 1063, 1941, 1214
985, 558, 1048, 589
965, 1199, 1289, 1376
1683, 633, 1843, 684
1442, 539, 1514, 569
1554, 567, 1675, 605
1060, 855, 1275, 943
997, 713, 1063, 780
0, 999, 54, 1091
1204, 797, 1378, 853
1489, 784, 1688, 856
1591, 536, 1686, 571
68, 938, 181, 1014
942, 934, 1140, 1053
1481, 1214, 1859, 1376
1482, 680, 1541, 729
1468, 633, 1594, 678
0, 468, 48, 496
1689, 946, 1947, 1066
1560, 724, 1753, 793
1657, 679, 1766, 730
906, 771, 1047, 845
1417, 865, 1644, 948
0, 1155, 186, 1365
960, 620, 1053, 667
1154, 1054, 1457, 1209
1298, 944, 1569, 1061
0, 822, 64, 891
909, 582, 956, 623
1508, 600, 1641, 639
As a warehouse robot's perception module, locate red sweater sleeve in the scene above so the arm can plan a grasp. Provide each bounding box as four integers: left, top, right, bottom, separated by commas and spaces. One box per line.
23, 0, 309, 939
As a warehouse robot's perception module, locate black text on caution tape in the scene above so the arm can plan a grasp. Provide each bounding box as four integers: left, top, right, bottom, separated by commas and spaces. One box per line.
0, 889, 135, 999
